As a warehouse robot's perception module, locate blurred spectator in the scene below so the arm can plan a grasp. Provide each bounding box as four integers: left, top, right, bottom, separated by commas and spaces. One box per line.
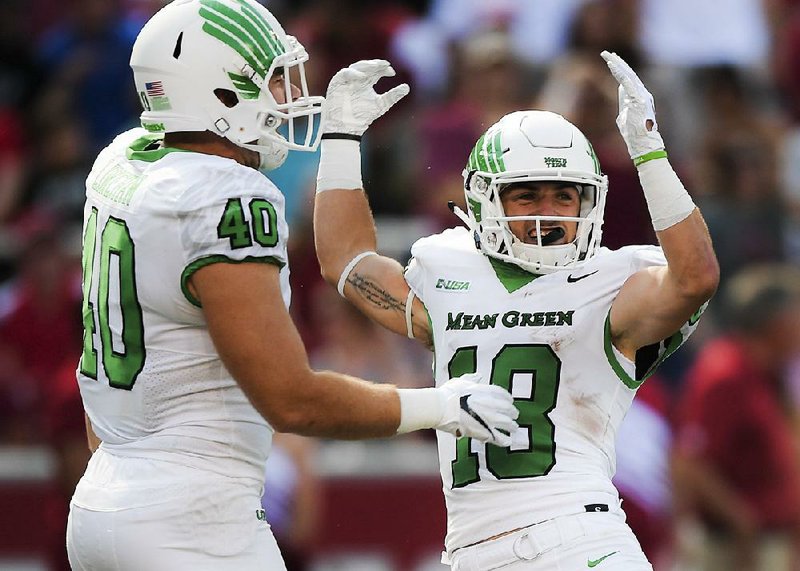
263, 433, 321, 571
692, 66, 787, 283
412, 0, 589, 69
672, 264, 800, 571
614, 376, 675, 568
0, 0, 41, 223
286, 0, 416, 91
33, 0, 144, 153
639, 0, 771, 67
637, 0, 776, 164
773, 4, 800, 265
396, 28, 531, 231
0, 109, 27, 225
0, 214, 82, 443
26, 118, 93, 224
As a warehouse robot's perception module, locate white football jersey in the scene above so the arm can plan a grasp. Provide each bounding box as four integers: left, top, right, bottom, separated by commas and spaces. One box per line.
77, 128, 290, 485
405, 227, 703, 554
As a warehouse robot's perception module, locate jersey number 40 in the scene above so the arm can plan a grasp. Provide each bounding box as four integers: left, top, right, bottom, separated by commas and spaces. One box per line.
448, 344, 560, 488
79, 208, 145, 390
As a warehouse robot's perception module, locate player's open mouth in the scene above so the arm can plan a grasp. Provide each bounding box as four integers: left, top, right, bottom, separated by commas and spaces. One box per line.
528, 226, 566, 246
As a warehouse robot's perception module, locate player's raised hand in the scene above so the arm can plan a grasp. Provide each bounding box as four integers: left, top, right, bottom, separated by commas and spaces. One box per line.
436, 373, 519, 447
323, 59, 410, 137
601, 50, 665, 165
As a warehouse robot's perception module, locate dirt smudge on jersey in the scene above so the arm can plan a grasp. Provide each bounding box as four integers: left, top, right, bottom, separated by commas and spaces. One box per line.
569, 390, 606, 438
541, 332, 576, 353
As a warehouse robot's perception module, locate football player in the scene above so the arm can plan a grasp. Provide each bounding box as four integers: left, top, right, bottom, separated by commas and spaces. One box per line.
66, 2, 519, 569
313, 53, 719, 570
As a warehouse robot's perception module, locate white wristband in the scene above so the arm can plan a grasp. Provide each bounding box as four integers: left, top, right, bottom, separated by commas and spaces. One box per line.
396, 388, 445, 434
316, 139, 363, 192
337, 251, 377, 297
637, 157, 696, 231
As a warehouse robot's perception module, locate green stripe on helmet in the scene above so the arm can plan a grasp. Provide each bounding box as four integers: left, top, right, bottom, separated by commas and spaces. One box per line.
200, 12, 266, 77
485, 130, 497, 173
201, 1, 276, 70
586, 140, 601, 174
237, 1, 283, 56
228, 72, 260, 99
200, 2, 273, 66
467, 197, 482, 223
468, 135, 483, 171
481, 132, 493, 172
199, 0, 284, 80
492, 131, 505, 172
468, 129, 506, 174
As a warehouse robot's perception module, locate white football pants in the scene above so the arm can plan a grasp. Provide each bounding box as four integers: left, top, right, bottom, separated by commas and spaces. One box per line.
449, 510, 653, 571
66, 448, 286, 570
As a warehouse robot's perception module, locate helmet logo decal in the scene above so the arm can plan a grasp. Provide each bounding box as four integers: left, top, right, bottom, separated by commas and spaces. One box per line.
198, 0, 285, 85
468, 130, 505, 173
544, 157, 567, 168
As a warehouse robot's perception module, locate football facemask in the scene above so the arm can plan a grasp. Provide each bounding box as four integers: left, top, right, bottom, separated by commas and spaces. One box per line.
458, 110, 608, 274
130, 0, 324, 170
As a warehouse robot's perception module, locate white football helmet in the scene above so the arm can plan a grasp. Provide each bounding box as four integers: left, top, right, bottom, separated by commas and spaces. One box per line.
458, 110, 608, 274
130, 0, 324, 170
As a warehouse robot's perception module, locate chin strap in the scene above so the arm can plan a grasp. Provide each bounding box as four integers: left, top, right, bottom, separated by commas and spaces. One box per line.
447, 201, 472, 227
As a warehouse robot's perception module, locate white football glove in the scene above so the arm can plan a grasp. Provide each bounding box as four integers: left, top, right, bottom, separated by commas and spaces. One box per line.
436, 373, 519, 447
323, 59, 410, 137
601, 50, 665, 163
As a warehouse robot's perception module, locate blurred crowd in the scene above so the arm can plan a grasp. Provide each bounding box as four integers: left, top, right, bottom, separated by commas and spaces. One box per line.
2, 0, 800, 570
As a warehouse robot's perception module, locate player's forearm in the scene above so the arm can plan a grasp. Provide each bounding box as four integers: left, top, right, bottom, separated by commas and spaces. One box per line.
655, 209, 719, 302
314, 184, 379, 286
639, 159, 719, 302
266, 370, 401, 438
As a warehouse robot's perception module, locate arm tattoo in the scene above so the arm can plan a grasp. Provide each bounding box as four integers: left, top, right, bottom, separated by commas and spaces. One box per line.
347, 271, 434, 350
347, 272, 405, 312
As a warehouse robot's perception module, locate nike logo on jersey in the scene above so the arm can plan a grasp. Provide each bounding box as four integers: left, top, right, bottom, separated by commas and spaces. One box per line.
587, 551, 618, 567
567, 270, 598, 283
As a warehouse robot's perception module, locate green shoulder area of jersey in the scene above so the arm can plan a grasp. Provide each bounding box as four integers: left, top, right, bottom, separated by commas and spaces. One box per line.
126, 134, 191, 162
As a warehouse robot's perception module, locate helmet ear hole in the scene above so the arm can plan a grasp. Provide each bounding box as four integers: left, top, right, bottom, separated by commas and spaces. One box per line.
172, 32, 183, 59
214, 88, 239, 108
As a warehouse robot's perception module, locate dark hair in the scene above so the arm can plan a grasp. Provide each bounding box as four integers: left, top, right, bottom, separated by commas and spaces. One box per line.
721, 264, 800, 333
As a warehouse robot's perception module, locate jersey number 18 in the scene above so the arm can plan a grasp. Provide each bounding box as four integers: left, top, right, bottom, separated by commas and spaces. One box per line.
448, 344, 560, 487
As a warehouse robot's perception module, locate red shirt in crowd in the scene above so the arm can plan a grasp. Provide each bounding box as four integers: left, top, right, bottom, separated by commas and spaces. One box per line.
675, 337, 800, 530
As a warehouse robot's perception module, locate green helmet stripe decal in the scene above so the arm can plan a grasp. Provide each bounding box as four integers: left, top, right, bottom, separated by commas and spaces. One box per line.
492, 131, 505, 172
203, 0, 282, 63
468, 135, 482, 170
586, 140, 601, 174
227, 72, 260, 99
238, 1, 282, 56
485, 131, 497, 172
477, 134, 490, 172
199, 9, 267, 77
467, 197, 482, 222
199, 0, 284, 80
467, 130, 505, 173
